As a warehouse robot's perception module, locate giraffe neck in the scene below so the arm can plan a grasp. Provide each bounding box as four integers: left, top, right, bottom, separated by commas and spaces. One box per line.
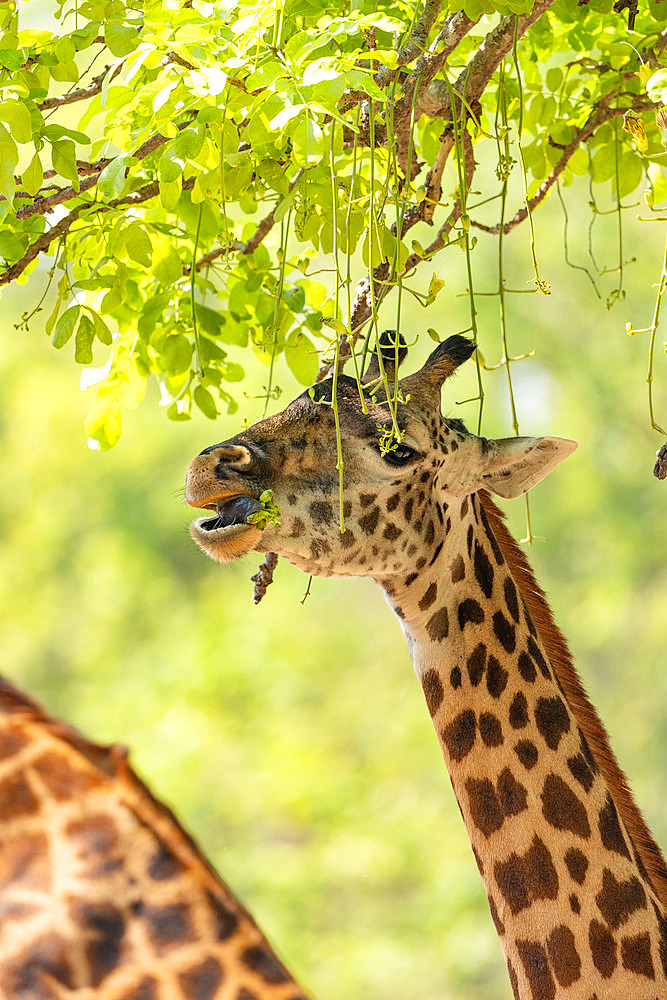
380, 491, 667, 1000
0, 681, 308, 1000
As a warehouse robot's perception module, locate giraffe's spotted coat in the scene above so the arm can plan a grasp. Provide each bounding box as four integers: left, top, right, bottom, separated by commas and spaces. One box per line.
0, 682, 309, 1000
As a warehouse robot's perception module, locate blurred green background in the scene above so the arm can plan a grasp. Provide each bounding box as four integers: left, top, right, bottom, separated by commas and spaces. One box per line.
2, 177, 667, 1000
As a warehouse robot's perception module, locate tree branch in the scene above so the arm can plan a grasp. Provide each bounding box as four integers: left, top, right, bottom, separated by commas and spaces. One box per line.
0, 179, 194, 287
15, 122, 193, 220
376, 0, 448, 86
471, 97, 660, 236
419, 0, 555, 122
37, 66, 112, 111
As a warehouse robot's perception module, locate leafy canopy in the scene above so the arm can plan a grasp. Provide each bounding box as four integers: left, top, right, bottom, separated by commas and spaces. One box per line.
1, 0, 666, 449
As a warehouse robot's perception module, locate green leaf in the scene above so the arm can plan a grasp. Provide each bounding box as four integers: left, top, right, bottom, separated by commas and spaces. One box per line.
74, 314, 95, 364
161, 334, 193, 374
152, 237, 183, 283
159, 178, 181, 211
50, 61, 79, 83
0, 100, 33, 144
22, 151, 43, 196
98, 153, 134, 200
0, 123, 18, 204
52, 306, 81, 349
171, 126, 205, 161
105, 22, 139, 57
51, 139, 79, 190
285, 333, 318, 384
90, 310, 113, 345
85, 385, 122, 450
194, 384, 218, 418
291, 117, 324, 165
124, 223, 153, 267
221, 361, 244, 382
0, 229, 23, 260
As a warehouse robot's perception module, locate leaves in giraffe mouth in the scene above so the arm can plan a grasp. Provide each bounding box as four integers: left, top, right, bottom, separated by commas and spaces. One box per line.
199, 494, 263, 532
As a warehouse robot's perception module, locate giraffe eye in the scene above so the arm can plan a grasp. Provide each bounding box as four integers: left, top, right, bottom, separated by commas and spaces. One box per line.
381, 444, 418, 466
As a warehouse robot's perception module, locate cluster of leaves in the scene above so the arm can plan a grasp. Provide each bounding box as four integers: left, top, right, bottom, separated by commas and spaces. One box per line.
246, 489, 282, 529
1, 0, 667, 447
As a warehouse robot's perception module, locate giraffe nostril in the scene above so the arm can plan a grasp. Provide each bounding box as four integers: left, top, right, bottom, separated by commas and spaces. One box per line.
199, 443, 254, 468
217, 445, 253, 469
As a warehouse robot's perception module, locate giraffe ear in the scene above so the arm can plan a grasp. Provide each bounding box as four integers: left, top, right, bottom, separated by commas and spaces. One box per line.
362, 330, 408, 385
479, 436, 578, 498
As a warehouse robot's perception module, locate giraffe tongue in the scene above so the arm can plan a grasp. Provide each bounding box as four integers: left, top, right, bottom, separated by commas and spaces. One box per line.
200, 495, 263, 532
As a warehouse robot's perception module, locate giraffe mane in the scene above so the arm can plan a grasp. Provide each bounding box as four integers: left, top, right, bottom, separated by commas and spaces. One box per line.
478, 491, 667, 908
0, 678, 272, 932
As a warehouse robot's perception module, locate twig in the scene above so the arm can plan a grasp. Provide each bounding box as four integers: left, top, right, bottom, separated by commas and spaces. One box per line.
183, 169, 305, 274
251, 552, 279, 603
38, 66, 112, 111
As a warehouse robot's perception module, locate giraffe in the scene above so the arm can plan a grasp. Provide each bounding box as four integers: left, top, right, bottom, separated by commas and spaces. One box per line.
186, 332, 667, 1000
0, 678, 309, 1000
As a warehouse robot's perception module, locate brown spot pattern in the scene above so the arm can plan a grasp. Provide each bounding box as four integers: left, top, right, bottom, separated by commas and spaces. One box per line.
598, 793, 631, 860
547, 925, 581, 987
418, 582, 437, 611
589, 918, 617, 978
358, 507, 379, 534
458, 598, 485, 630
514, 739, 538, 770
567, 753, 594, 793
0, 773, 39, 820
509, 692, 529, 729
493, 610, 515, 653
516, 939, 555, 1000
596, 868, 646, 930
497, 768, 528, 817
423, 669, 444, 717
473, 541, 494, 599
621, 932, 655, 979
503, 576, 519, 622
465, 777, 505, 836
486, 655, 508, 698
534, 696, 570, 751
146, 903, 193, 953
564, 847, 588, 885
426, 607, 449, 641
451, 554, 465, 582
494, 834, 558, 915
527, 636, 550, 678
541, 773, 591, 838
517, 651, 536, 683
479, 712, 503, 747
442, 710, 476, 762
466, 643, 486, 686
178, 956, 225, 999
242, 946, 290, 984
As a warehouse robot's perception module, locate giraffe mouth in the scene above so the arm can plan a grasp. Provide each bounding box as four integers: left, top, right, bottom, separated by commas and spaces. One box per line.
195, 494, 264, 533
188, 493, 265, 562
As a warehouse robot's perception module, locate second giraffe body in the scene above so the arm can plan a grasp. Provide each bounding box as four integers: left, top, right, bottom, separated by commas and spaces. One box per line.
186, 334, 667, 1000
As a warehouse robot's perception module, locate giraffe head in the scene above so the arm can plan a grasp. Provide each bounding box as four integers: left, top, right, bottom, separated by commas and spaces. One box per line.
185, 334, 576, 578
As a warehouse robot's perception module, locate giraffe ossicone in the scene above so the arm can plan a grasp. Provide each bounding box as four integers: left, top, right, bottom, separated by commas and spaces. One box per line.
187, 333, 667, 1000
